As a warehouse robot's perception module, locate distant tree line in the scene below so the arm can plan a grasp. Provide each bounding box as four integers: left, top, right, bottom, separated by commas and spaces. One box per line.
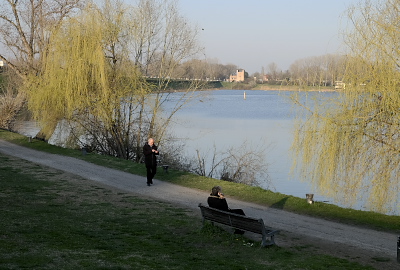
162, 53, 347, 88
250, 54, 346, 88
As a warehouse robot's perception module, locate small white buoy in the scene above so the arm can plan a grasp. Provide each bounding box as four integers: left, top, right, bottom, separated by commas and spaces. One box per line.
244, 91, 246, 100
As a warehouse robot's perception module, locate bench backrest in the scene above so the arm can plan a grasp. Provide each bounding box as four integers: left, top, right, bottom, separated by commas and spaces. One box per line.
198, 203, 265, 234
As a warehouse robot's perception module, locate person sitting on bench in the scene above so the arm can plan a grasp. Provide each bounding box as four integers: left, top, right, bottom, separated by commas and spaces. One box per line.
207, 186, 245, 234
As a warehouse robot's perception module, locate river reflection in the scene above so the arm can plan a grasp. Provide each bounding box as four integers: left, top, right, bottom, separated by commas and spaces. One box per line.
167, 90, 330, 200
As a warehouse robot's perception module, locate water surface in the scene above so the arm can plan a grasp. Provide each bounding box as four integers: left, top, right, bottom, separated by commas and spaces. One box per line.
166, 89, 329, 201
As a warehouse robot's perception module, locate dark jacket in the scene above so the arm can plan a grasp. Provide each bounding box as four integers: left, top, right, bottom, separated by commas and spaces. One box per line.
143, 143, 159, 167
207, 196, 229, 211
208, 195, 245, 216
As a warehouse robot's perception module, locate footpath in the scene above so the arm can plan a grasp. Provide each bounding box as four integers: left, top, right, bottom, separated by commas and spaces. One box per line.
0, 139, 398, 269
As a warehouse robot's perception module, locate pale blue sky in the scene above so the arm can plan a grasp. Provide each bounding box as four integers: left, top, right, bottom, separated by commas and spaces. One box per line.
0, 0, 364, 75
179, 0, 363, 74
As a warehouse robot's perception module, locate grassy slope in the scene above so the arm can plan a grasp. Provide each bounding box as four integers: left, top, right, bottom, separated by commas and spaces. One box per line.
0, 136, 377, 269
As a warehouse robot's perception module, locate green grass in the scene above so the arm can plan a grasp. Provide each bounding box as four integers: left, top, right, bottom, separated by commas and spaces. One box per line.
0, 152, 376, 269
1, 129, 398, 233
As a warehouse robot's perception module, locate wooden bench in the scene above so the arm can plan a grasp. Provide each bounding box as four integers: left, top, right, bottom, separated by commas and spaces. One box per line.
198, 203, 280, 247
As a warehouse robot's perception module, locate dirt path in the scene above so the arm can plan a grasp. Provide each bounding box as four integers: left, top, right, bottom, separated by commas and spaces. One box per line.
0, 139, 398, 269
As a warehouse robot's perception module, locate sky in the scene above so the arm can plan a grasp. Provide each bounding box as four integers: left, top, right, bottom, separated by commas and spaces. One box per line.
178, 0, 363, 74
0, 0, 364, 75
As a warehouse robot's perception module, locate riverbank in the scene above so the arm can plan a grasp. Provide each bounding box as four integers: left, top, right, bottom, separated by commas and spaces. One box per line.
155, 81, 338, 93
253, 84, 336, 92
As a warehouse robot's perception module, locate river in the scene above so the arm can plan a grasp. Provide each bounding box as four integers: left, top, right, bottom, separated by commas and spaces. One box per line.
165, 89, 338, 205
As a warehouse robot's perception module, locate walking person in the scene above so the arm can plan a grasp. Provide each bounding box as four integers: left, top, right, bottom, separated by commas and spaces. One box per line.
143, 138, 159, 186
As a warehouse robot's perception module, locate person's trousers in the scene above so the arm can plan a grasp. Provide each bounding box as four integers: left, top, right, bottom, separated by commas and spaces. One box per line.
146, 165, 157, 183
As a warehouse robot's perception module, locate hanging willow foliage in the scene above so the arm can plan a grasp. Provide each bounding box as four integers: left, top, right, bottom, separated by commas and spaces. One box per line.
292, 0, 400, 214
24, 2, 148, 147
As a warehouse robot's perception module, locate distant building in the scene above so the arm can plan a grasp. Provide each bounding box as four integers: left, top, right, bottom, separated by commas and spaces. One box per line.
334, 81, 345, 89
229, 69, 245, 82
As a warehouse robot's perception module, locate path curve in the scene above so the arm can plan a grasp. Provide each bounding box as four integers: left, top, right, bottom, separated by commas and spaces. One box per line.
0, 139, 397, 267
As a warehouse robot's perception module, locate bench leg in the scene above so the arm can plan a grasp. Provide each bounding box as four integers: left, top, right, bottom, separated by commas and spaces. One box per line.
261, 234, 276, 247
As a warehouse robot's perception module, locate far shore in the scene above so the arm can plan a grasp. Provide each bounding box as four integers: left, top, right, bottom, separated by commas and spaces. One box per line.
192, 87, 337, 93
162, 84, 339, 93
252, 85, 337, 92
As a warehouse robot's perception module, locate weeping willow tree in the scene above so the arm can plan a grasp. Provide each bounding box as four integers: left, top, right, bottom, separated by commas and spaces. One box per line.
24, 0, 150, 159
0, 0, 83, 132
292, 0, 400, 214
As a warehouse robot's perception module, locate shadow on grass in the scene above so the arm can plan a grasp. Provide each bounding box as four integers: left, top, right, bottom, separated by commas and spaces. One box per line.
270, 197, 289, 209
